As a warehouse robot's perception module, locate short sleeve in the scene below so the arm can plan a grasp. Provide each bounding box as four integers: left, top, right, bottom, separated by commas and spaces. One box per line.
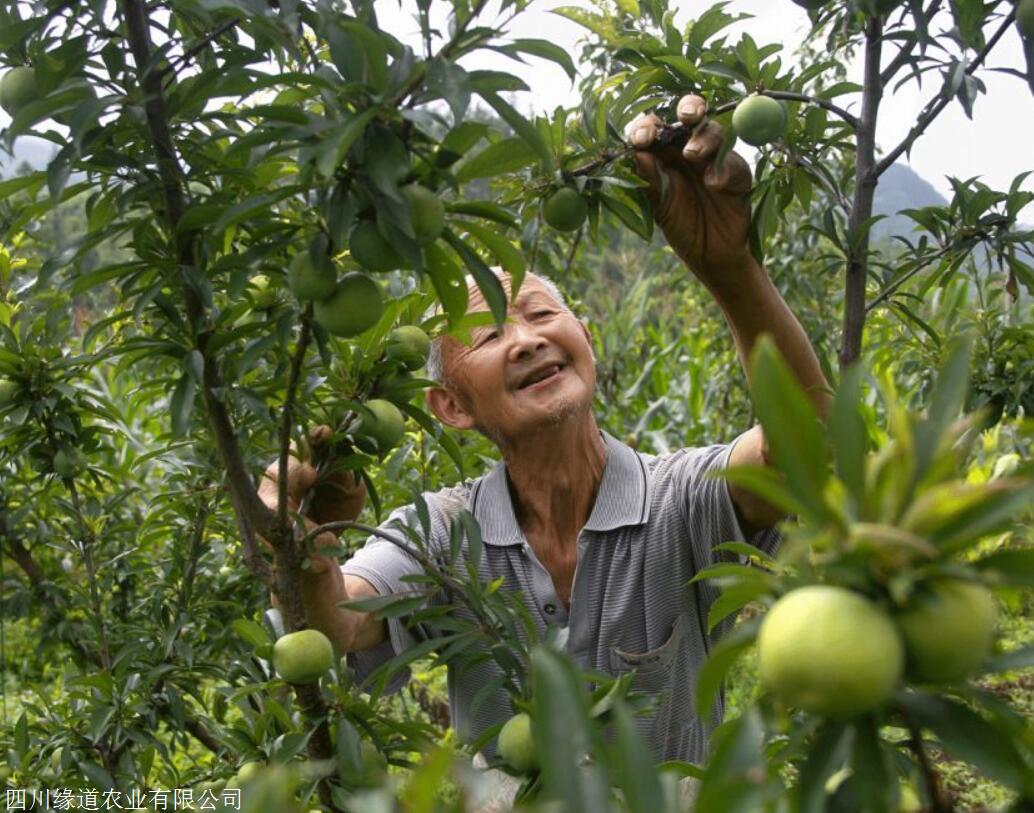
672, 441, 781, 569
340, 503, 431, 694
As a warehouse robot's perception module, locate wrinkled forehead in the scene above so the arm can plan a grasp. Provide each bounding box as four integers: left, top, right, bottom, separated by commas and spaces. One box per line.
465, 273, 561, 314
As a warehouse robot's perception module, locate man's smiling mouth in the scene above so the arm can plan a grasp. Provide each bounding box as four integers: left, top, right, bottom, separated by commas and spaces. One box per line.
517, 363, 565, 389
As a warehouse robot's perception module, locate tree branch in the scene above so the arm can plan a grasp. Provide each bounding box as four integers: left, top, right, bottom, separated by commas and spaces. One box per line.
713, 90, 860, 130
879, 0, 944, 88
121, 0, 276, 544
902, 711, 953, 813
839, 14, 884, 369
277, 314, 314, 531
874, 8, 1016, 179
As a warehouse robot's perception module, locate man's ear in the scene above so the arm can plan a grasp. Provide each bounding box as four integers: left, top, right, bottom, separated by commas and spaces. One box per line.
426, 386, 477, 431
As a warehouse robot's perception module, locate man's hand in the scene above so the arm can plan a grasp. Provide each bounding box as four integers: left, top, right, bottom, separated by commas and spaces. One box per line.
629, 94, 754, 282
257, 425, 366, 576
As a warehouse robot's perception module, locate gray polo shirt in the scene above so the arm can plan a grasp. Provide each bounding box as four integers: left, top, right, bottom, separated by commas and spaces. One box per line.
342, 431, 779, 764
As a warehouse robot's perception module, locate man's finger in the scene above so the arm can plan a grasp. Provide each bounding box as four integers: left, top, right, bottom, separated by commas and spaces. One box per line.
628, 112, 664, 149
682, 121, 724, 167
676, 94, 707, 127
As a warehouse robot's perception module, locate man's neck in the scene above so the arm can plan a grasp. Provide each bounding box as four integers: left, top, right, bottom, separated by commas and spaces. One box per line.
498, 416, 608, 548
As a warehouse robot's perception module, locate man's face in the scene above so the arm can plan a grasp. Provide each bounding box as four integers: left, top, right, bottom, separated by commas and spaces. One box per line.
428, 275, 597, 443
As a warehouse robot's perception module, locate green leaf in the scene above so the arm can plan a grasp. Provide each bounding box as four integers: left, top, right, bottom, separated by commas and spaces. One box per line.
608, 702, 665, 813
233, 619, 271, 648
446, 199, 518, 227
796, 721, 852, 813
442, 229, 508, 325
695, 618, 758, 720
340, 592, 430, 617
748, 337, 830, 522
898, 691, 1028, 790
497, 39, 577, 81
695, 710, 769, 813
423, 241, 469, 329
531, 647, 611, 813
708, 580, 770, 632
462, 220, 525, 290
717, 465, 805, 518
712, 541, 779, 568
829, 363, 867, 503
913, 337, 972, 480
974, 548, 1034, 587
170, 371, 196, 438
477, 90, 554, 169
849, 716, 895, 812
454, 137, 538, 183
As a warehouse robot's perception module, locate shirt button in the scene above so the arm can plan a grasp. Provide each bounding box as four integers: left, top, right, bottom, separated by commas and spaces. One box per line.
544, 603, 556, 615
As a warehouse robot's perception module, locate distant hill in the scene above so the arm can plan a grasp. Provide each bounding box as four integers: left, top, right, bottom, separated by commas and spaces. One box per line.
871, 162, 949, 243
0, 135, 56, 178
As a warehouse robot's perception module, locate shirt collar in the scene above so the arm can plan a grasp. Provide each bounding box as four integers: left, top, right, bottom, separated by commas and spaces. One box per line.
467, 430, 651, 547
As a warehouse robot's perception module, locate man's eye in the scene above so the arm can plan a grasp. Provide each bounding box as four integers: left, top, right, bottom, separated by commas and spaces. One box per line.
532, 310, 554, 318
477, 329, 501, 346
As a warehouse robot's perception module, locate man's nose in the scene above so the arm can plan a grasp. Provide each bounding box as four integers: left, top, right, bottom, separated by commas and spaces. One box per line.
507, 320, 546, 358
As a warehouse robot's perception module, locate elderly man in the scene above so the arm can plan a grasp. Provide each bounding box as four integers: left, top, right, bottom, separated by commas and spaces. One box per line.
259, 96, 828, 774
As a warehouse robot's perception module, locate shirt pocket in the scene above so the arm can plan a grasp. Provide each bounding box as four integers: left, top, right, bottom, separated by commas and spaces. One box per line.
608, 613, 685, 691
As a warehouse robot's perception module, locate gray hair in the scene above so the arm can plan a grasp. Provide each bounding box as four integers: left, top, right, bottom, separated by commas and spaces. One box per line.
424, 268, 571, 386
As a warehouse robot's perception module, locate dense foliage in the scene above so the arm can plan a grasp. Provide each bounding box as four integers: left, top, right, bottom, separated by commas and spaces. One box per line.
0, 0, 1032, 811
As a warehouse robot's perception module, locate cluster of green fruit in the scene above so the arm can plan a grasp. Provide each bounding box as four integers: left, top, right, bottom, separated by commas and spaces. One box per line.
351, 324, 431, 455
251, 184, 445, 337
757, 578, 997, 718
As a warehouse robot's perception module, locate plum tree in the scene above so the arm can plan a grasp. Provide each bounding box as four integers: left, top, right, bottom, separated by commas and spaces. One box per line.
543, 187, 588, 232
272, 629, 335, 684
895, 579, 997, 683
732, 95, 788, 147
312, 273, 383, 337
758, 586, 904, 717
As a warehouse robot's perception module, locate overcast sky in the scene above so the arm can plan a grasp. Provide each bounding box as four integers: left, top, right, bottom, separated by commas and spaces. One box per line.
2, 0, 1030, 199
377, 0, 1034, 198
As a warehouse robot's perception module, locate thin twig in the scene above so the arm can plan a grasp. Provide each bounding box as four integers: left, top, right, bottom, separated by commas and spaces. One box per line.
874, 8, 1016, 179
879, 0, 944, 87
713, 90, 859, 130
277, 313, 313, 531
902, 710, 953, 813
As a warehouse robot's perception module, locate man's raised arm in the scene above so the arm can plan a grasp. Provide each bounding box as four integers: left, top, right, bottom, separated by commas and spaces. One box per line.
630, 94, 830, 529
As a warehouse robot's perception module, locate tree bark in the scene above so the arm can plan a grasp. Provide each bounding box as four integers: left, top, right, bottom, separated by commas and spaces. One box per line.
839, 16, 883, 370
